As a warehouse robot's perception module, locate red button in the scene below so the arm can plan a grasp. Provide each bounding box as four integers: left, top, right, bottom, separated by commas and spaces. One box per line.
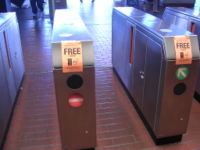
68, 94, 83, 107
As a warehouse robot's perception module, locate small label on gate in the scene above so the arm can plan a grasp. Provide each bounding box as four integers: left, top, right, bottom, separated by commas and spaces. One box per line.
61, 41, 83, 72
174, 36, 192, 65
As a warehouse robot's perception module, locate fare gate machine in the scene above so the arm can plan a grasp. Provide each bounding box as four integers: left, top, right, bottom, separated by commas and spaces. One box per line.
112, 7, 200, 145
52, 10, 96, 150
163, 7, 200, 102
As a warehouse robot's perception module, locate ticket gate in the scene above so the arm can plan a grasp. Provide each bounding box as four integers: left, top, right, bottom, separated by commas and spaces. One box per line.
163, 7, 200, 102
52, 10, 96, 150
112, 7, 200, 145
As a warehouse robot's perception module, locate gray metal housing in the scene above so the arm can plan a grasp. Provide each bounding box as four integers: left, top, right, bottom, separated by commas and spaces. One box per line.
52, 9, 94, 68
163, 7, 200, 100
51, 9, 96, 149
112, 7, 200, 139
0, 12, 25, 148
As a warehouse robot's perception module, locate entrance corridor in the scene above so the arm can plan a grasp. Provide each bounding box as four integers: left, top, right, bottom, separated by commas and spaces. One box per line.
3, 0, 200, 149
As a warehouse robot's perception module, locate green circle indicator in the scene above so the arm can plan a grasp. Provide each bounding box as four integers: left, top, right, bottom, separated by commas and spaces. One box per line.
176, 66, 189, 80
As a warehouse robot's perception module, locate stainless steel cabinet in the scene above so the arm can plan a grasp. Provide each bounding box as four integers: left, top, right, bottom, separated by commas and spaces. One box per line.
132, 29, 148, 107
0, 42, 12, 148
112, 7, 200, 145
142, 37, 162, 128
0, 12, 25, 148
163, 7, 200, 101
0, 32, 17, 104
4, 20, 25, 91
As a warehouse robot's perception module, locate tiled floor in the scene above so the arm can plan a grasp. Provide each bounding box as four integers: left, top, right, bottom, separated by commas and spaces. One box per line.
3, 0, 200, 150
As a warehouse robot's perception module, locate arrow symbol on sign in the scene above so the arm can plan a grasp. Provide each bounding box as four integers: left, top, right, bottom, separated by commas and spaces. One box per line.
177, 68, 187, 78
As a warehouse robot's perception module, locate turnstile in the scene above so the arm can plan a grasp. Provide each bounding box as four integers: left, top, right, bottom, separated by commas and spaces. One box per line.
112, 7, 200, 145
52, 9, 96, 150
163, 7, 200, 102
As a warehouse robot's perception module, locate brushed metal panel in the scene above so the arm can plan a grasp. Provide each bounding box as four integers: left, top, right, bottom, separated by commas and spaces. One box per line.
163, 8, 189, 29
174, 15, 189, 29
5, 19, 24, 90
52, 10, 94, 67
0, 38, 12, 147
114, 7, 159, 19
112, 12, 139, 94
113, 7, 200, 140
163, 7, 200, 97
53, 67, 96, 149
164, 7, 200, 20
112, 12, 128, 82
143, 37, 163, 129
0, 32, 17, 104
156, 62, 199, 138
119, 21, 135, 93
162, 10, 176, 24
0, 13, 15, 28
132, 29, 148, 107
155, 36, 200, 138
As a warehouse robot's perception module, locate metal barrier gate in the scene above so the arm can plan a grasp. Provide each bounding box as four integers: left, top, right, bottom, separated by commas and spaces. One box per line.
112, 7, 200, 145
163, 7, 200, 102
52, 9, 96, 150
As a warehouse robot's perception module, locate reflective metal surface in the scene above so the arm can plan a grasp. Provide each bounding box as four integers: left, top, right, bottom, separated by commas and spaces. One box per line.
52, 9, 96, 150
5, 17, 25, 90
52, 9, 94, 68
0, 13, 14, 27
163, 7, 200, 100
112, 7, 200, 142
0, 34, 12, 148
0, 12, 24, 148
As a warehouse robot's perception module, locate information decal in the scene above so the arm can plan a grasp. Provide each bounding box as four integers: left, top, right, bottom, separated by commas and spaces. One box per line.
174, 36, 192, 65
61, 41, 83, 73
176, 66, 189, 80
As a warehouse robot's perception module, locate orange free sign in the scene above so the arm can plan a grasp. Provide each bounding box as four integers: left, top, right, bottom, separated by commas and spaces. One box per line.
174, 36, 192, 65
61, 41, 83, 73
